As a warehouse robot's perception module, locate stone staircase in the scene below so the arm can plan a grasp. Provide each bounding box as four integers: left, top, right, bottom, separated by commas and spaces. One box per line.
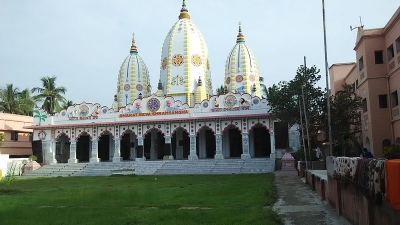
23, 163, 88, 177
24, 158, 275, 177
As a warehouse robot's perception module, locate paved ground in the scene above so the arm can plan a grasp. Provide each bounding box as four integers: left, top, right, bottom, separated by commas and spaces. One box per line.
273, 171, 352, 225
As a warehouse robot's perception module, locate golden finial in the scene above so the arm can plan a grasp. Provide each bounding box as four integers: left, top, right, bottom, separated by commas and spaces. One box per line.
179, 0, 190, 19
130, 32, 138, 53
236, 22, 245, 43
198, 76, 203, 86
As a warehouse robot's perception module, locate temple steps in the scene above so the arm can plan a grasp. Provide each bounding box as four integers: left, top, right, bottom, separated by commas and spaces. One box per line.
23, 158, 274, 177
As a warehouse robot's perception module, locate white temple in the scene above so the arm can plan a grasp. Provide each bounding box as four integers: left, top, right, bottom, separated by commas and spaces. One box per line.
27, 0, 300, 165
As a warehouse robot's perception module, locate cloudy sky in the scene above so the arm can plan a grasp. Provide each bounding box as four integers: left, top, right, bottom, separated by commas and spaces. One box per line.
0, 0, 398, 107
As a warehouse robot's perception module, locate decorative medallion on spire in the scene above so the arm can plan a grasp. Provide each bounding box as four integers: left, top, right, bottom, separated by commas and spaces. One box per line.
236, 22, 245, 43
130, 33, 138, 53
179, 0, 190, 19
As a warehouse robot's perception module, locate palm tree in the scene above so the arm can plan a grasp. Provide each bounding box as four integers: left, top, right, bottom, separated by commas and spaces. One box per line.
31, 76, 67, 115
62, 100, 74, 109
259, 77, 268, 99
0, 84, 21, 114
215, 85, 224, 95
19, 88, 36, 116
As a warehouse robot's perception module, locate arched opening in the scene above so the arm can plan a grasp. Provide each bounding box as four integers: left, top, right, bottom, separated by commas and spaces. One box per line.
56, 133, 70, 163
76, 134, 90, 162
144, 129, 165, 160
382, 139, 391, 150
172, 128, 190, 159
120, 131, 137, 160
98, 132, 112, 161
196, 127, 215, 159
396, 137, 400, 145
250, 126, 271, 157
222, 125, 242, 158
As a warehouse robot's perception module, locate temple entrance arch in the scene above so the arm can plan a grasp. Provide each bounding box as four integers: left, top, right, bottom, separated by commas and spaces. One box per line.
120, 131, 137, 160
144, 129, 165, 160
56, 133, 70, 163
98, 131, 112, 161
222, 125, 242, 158
76, 133, 90, 162
249, 125, 271, 157
171, 127, 190, 159
196, 127, 215, 159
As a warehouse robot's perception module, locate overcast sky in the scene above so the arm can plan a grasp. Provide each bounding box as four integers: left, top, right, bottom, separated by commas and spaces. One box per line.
0, 0, 398, 107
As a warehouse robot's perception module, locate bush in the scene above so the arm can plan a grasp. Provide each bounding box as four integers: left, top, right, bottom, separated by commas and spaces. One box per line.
29, 155, 37, 161
384, 144, 400, 159
291, 148, 318, 161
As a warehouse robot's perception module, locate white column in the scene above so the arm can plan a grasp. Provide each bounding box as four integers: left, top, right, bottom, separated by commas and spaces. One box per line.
68, 140, 78, 163
270, 131, 276, 158
112, 137, 122, 162
214, 134, 223, 159
241, 133, 251, 159
135, 137, 146, 161
164, 136, 174, 160
188, 135, 198, 160
49, 141, 57, 164
90, 138, 100, 163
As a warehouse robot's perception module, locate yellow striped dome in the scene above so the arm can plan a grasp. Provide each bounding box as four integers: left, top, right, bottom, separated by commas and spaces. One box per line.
159, 0, 212, 106
116, 34, 151, 108
224, 24, 260, 97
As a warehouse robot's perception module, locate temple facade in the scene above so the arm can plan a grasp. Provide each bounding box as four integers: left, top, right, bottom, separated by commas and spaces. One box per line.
27, 1, 300, 165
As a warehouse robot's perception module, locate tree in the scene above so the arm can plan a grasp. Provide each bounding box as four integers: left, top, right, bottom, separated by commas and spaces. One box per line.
31, 76, 67, 115
215, 85, 224, 95
267, 65, 326, 148
0, 84, 21, 114
259, 77, 268, 99
0, 132, 4, 147
62, 100, 74, 109
19, 88, 36, 116
323, 84, 363, 156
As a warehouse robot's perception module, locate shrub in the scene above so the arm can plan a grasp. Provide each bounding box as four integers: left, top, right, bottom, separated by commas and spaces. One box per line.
29, 155, 37, 162
383, 144, 400, 159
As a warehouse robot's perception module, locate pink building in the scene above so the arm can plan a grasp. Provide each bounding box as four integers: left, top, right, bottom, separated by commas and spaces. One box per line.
330, 7, 400, 157
0, 113, 33, 157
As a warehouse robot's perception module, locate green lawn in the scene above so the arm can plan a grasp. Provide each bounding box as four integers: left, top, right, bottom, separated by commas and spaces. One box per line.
0, 174, 281, 225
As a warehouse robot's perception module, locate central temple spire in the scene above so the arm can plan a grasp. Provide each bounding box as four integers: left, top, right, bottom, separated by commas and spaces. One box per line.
130, 32, 138, 53
179, 0, 190, 19
236, 22, 245, 43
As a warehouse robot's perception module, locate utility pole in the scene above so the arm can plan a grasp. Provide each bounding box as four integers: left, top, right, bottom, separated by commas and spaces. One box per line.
322, 0, 333, 155
301, 56, 312, 168
298, 96, 308, 170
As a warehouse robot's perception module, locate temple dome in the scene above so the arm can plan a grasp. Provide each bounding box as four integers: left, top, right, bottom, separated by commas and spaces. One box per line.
224, 24, 261, 97
159, 0, 212, 106
116, 34, 151, 108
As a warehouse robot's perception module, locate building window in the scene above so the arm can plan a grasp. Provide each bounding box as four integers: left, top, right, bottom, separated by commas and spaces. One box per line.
387, 44, 394, 61
374, 50, 384, 64
355, 79, 359, 88
11, 131, 18, 141
391, 90, 399, 107
379, 94, 388, 108
396, 36, 400, 53
362, 98, 368, 112
358, 56, 364, 71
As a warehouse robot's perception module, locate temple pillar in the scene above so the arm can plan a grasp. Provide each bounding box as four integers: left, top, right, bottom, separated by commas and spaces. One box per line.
241, 133, 251, 159
188, 135, 198, 160
68, 140, 78, 163
112, 137, 122, 162
270, 131, 276, 158
163, 136, 174, 160
214, 134, 224, 159
90, 138, 100, 163
136, 137, 145, 161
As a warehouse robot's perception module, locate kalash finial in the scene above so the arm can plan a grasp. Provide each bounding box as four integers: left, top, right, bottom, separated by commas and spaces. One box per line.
198, 76, 203, 86
179, 0, 191, 20
130, 32, 138, 53
236, 22, 245, 43
157, 78, 163, 90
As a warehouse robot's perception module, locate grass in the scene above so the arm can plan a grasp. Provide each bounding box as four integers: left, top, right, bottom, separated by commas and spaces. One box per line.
0, 174, 281, 225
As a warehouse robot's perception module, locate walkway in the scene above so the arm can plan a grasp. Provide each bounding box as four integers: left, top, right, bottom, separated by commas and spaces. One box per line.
273, 171, 352, 225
